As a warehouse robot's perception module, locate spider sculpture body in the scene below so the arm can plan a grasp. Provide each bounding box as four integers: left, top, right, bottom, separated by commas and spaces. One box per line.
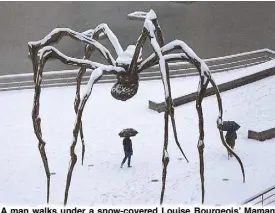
28, 10, 245, 206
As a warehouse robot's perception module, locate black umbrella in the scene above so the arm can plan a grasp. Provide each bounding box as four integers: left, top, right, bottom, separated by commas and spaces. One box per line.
118, 128, 138, 137
220, 121, 241, 132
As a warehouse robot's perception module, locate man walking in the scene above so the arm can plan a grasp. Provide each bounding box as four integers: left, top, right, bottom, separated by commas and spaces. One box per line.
121, 136, 133, 168
218, 120, 240, 159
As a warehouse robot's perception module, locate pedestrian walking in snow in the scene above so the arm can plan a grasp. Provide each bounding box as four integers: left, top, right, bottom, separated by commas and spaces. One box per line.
118, 128, 138, 168
121, 136, 133, 168
219, 121, 241, 159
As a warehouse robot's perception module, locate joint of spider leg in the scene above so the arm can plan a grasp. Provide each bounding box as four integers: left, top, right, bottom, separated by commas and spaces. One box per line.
216, 116, 223, 130
197, 139, 205, 149
74, 98, 78, 105
163, 155, 170, 165
216, 116, 223, 125
164, 102, 170, 113
204, 71, 211, 78
35, 116, 41, 124
191, 58, 201, 67
196, 103, 202, 109
72, 125, 80, 136
163, 158, 170, 166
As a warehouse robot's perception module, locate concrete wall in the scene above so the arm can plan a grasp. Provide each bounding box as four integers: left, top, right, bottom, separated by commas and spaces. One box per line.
248, 128, 275, 142
149, 67, 275, 113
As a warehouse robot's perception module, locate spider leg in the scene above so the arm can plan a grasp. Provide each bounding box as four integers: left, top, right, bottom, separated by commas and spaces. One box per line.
64, 65, 125, 205
206, 75, 245, 183
143, 39, 246, 171
73, 23, 123, 165
148, 38, 186, 205
28, 27, 116, 81
136, 11, 245, 204
156, 38, 246, 201
127, 11, 190, 204
143, 17, 176, 205
64, 67, 103, 206
138, 53, 188, 73
32, 85, 51, 204
136, 13, 190, 166
32, 47, 99, 204
74, 64, 89, 166
92, 23, 123, 56
28, 29, 116, 157
160, 109, 169, 205
140, 53, 190, 164
74, 46, 96, 166
30, 45, 123, 204
152, 19, 189, 163
195, 78, 210, 204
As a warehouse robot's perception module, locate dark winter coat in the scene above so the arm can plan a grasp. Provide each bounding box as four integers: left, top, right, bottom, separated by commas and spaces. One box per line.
123, 137, 133, 153
226, 130, 237, 140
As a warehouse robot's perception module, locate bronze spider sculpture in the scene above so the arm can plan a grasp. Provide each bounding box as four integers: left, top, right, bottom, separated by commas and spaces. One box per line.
28, 10, 245, 205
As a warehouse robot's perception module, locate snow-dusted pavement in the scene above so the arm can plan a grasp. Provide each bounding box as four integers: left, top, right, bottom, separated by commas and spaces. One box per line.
0, 66, 274, 206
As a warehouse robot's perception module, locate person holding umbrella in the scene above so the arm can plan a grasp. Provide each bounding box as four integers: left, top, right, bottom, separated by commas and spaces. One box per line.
121, 136, 133, 168
119, 128, 138, 168
218, 121, 241, 159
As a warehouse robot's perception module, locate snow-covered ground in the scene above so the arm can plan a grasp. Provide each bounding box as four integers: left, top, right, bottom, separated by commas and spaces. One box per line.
0, 65, 275, 206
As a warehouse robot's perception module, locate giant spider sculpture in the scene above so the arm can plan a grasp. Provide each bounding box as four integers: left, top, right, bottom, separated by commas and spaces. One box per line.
28, 10, 245, 205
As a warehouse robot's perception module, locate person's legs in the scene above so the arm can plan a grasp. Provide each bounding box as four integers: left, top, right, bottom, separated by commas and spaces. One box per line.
121, 154, 127, 168
127, 155, 132, 167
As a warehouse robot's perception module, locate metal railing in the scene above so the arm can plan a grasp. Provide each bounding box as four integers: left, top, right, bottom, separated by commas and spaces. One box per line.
243, 185, 275, 206
0, 48, 275, 92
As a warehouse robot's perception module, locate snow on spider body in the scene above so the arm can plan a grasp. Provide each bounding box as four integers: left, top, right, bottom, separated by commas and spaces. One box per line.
28, 9, 245, 206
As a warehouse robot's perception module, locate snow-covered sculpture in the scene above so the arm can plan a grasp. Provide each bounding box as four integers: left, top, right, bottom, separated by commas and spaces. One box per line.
28, 10, 245, 205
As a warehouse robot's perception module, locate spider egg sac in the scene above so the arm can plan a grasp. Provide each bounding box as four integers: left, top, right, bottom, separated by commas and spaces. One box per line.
111, 82, 139, 101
